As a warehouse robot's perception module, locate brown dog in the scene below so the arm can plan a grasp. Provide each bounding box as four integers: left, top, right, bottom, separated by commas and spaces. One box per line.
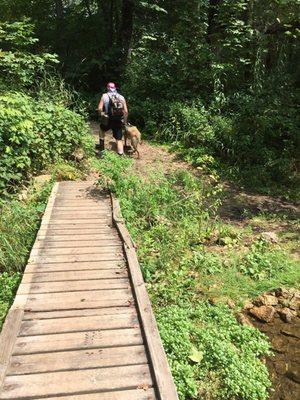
124, 123, 142, 158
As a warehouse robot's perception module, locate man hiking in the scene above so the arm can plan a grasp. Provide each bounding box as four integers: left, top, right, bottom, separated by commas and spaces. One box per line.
97, 82, 128, 156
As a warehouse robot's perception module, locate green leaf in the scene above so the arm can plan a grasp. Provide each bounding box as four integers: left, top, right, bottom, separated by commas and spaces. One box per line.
189, 346, 203, 363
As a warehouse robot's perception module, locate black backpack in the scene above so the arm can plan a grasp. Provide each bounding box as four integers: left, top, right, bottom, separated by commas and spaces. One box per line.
108, 93, 124, 117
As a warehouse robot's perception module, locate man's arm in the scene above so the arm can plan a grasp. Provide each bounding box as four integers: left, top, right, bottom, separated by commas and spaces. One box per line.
123, 99, 128, 123
97, 95, 104, 113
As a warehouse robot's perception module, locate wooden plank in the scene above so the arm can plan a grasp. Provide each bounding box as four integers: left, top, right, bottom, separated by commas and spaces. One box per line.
19, 312, 139, 336
29, 253, 124, 264
53, 200, 106, 206
18, 277, 130, 294
36, 234, 119, 242
33, 240, 120, 249
44, 223, 114, 230
50, 214, 112, 220
42, 212, 111, 219
53, 207, 110, 211
7, 345, 147, 375
111, 195, 178, 400
42, 218, 112, 225
23, 295, 134, 312
22, 306, 136, 321
30, 245, 122, 257
25, 288, 131, 303
0, 364, 152, 399
40, 388, 156, 400
0, 309, 24, 387
25, 260, 126, 273
13, 327, 143, 354
37, 228, 115, 236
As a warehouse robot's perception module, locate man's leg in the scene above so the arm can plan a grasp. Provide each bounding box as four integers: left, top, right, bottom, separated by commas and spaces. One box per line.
112, 125, 124, 155
117, 139, 124, 155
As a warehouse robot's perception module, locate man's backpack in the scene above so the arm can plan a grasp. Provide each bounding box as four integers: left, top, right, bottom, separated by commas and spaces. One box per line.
108, 93, 124, 117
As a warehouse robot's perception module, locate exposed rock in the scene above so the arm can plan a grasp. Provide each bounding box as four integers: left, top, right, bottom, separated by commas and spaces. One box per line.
274, 359, 288, 375
275, 288, 293, 299
227, 299, 236, 309
243, 300, 254, 310
261, 231, 279, 243
281, 326, 300, 339
278, 308, 297, 323
236, 313, 254, 327
271, 336, 288, 353
286, 364, 300, 383
278, 297, 300, 311
249, 305, 276, 323
255, 294, 278, 307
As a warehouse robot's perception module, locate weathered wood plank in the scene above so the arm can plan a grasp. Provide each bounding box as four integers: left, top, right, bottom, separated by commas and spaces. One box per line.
36, 234, 119, 243
19, 312, 139, 336
7, 345, 147, 375
29, 253, 124, 264
30, 245, 122, 257
22, 306, 136, 321
23, 295, 134, 312
44, 223, 114, 230
13, 327, 143, 354
0, 364, 152, 399
111, 195, 178, 400
25, 260, 126, 273
37, 228, 115, 236
25, 288, 131, 303
0, 309, 24, 387
33, 240, 120, 249
18, 277, 130, 294
23, 269, 127, 282
42, 218, 112, 226
41, 389, 156, 400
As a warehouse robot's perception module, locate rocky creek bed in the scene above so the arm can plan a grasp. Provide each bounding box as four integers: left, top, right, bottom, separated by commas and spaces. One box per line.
243, 288, 300, 400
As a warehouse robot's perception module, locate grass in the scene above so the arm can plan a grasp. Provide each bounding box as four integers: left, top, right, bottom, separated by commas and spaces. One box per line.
94, 151, 300, 400
0, 180, 53, 329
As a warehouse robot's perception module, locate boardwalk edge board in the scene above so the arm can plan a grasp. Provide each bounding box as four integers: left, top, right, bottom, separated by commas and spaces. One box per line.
0, 182, 59, 389
111, 193, 179, 400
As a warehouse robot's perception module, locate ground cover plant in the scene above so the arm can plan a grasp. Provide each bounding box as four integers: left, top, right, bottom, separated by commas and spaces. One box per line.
96, 151, 300, 400
0, 180, 53, 329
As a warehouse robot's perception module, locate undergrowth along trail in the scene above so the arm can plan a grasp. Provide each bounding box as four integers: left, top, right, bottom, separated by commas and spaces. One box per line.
93, 137, 299, 400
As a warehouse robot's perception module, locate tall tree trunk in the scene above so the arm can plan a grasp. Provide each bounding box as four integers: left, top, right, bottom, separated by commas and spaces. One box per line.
119, 0, 134, 64
55, 0, 64, 55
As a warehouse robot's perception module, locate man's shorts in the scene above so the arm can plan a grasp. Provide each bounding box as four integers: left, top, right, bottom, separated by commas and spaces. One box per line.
100, 117, 123, 141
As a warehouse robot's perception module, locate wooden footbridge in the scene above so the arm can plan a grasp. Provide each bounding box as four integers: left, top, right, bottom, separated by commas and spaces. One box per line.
0, 181, 178, 400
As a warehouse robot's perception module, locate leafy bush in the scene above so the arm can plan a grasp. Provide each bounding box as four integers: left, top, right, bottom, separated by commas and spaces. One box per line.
0, 92, 93, 195
0, 20, 58, 89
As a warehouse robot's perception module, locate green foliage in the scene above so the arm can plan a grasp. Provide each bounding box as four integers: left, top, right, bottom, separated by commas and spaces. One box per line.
238, 240, 293, 280
0, 181, 52, 274
0, 272, 21, 329
51, 162, 86, 181
0, 180, 52, 328
157, 304, 271, 400
0, 92, 93, 196
95, 152, 278, 400
0, 20, 58, 89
